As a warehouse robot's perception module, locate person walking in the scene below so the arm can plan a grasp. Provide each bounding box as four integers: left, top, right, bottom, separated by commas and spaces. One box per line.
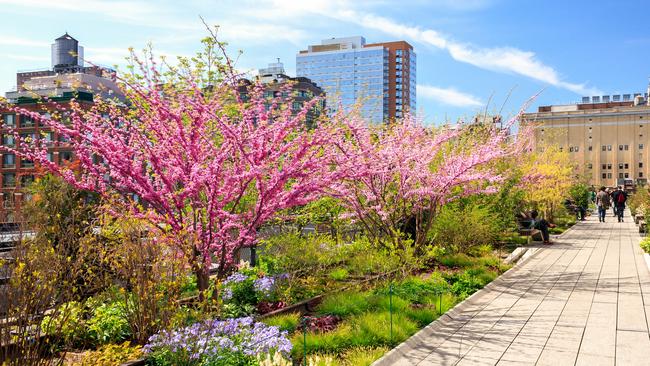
607, 188, 617, 217
611, 186, 628, 222
595, 186, 610, 222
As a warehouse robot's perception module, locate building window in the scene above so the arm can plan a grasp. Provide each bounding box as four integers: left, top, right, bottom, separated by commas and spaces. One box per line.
607, 145, 612, 151
588, 146, 593, 151
2, 134, 14, 146
587, 163, 593, 169
2, 154, 15, 168
292, 102, 303, 111
602, 173, 607, 179
640, 162, 644, 168
602, 145, 606, 151
625, 173, 630, 178
3, 173, 15, 187
619, 173, 624, 178
20, 115, 35, 128
2, 114, 15, 127
569, 146, 574, 152
619, 164, 624, 170
619, 145, 624, 151
44, 132, 54, 146
47, 152, 54, 162
21, 158, 34, 168
641, 172, 644, 178
2, 194, 13, 209
608, 173, 612, 179
625, 163, 629, 169
607, 164, 612, 169
601, 164, 606, 170
625, 145, 629, 151
60, 151, 73, 162
641, 144, 645, 150
20, 174, 34, 187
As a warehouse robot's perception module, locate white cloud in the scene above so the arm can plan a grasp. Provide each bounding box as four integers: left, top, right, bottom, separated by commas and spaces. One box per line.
6, 54, 49, 61
418, 85, 483, 107
0, 36, 49, 47
338, 11, 600, 96
0, 0, 197, 30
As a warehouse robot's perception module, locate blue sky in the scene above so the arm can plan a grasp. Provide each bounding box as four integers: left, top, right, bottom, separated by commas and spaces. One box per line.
1, 0, 649, 123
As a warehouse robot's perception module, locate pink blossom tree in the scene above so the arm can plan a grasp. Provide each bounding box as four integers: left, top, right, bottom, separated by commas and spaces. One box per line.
332, 114, 529, 254
0, 46, 346, 294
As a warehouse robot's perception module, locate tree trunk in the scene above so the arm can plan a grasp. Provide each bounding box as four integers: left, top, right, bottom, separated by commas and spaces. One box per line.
192, 246, 210, 301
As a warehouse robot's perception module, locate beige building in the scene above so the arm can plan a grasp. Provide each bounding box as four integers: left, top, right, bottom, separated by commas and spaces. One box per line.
523, 90, 650, 187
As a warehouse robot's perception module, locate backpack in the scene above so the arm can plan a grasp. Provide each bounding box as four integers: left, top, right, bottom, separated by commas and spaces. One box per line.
617, 192, 626, 203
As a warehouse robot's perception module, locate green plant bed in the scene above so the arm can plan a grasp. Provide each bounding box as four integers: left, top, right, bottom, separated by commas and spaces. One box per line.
261, 312, 301, 333
640, 237, 650, 254
291, 311, 419, 358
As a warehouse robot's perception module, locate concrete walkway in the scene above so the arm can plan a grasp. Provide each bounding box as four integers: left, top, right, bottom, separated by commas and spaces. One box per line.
377, 211, 650, 366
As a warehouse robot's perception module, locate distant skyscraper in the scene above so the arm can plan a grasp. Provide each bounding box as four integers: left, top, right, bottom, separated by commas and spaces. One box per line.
296, 36, 415, 123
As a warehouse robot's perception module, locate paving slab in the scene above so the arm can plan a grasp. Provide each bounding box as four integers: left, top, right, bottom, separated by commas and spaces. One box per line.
372, 211, 650, 366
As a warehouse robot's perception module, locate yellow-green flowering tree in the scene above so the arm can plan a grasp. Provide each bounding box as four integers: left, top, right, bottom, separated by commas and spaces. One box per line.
520, 144, 576, 220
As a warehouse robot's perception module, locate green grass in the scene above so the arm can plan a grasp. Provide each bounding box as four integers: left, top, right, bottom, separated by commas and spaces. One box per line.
374, 275, 450, 305
341, 347, 389, 366
438, 253, 475, 268
316, 291, 372, 317
329, 268, 349, 281
291, 312, 419, 358
261, 312, 300, 333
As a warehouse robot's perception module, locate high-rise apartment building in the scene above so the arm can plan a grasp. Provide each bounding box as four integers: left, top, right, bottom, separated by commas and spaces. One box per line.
0, 33, 122, 226
522, 85, 650, 187
296, 36, 415, 123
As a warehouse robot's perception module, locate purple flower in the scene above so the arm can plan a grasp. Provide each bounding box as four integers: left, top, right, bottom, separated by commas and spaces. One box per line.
223, 272, 248, 286
144, 317, 292, 363
222, 288, 233, 301
254, 276, 275, 295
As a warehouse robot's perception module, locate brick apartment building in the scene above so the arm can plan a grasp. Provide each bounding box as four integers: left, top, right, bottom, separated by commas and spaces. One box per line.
0, 33, 122, 226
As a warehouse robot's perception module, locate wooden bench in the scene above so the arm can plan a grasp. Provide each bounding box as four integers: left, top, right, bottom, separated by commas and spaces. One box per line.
635, 214, 644, 225
517, 218, 542, 244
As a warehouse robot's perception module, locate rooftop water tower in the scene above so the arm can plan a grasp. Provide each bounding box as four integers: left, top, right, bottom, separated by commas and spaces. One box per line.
51, 33, 84, 72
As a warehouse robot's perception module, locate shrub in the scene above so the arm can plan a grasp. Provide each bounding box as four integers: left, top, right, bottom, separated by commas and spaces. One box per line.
641, 237, 650, 254
468, 244, 493, 257
447, 268, 496, 299
87, 301, 132, 345
40, 301, 87, 347
438, 253, 475, 268
316, 291, 371, 317
262, 313, 301, 333
429, 203, 500, 253
329, 268, 349, 281
76, 341, 143, 366
220, 265, 288, 317
145, 317, 292, 366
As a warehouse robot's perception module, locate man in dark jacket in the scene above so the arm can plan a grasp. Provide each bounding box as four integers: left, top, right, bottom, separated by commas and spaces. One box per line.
611, 186, 628, 222
531, 210, 556, 244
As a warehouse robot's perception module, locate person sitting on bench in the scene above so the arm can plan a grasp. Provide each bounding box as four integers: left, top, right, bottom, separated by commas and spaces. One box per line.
531, 210, 556, 245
